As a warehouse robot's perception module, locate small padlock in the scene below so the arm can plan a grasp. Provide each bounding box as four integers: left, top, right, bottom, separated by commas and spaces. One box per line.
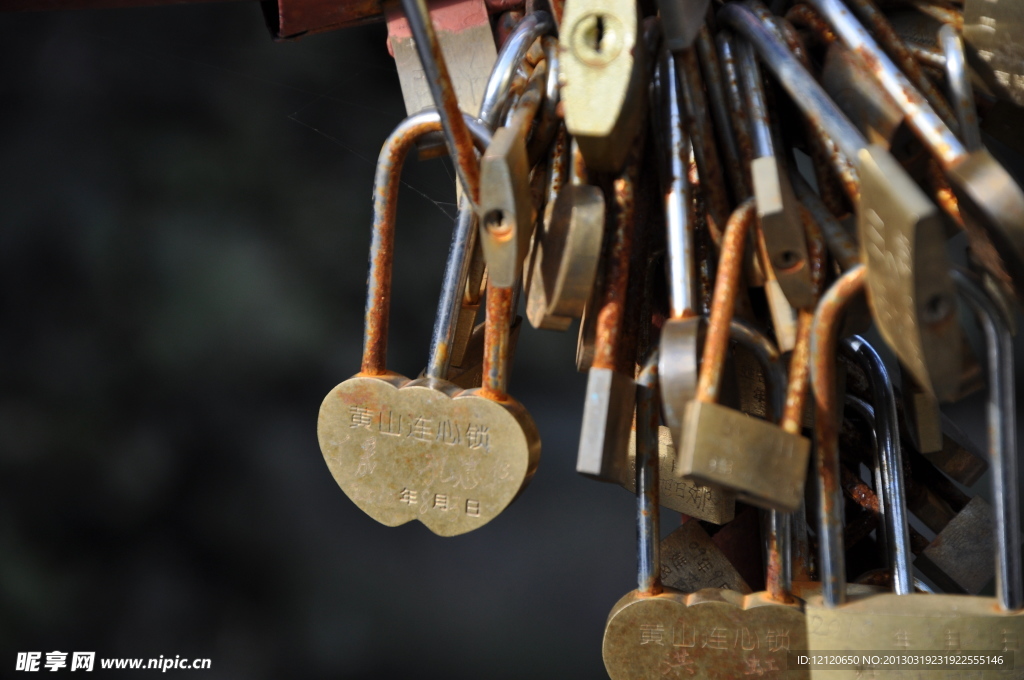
603, 352, 809, 680
676, 200, 811, 513
577, 152, 641, 483
806, 268, 1024, 675
317, 111, 539, 536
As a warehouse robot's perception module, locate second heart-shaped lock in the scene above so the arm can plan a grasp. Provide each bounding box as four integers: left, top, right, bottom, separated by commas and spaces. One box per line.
318, 374, 540, 537
603, 588, 808, 679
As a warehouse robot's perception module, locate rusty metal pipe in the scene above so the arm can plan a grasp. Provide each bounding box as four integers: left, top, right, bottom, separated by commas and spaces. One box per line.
695, 199, 757, 403
363, 110, 491, 376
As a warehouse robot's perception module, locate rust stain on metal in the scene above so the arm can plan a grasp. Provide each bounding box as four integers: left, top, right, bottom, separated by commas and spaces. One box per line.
844, 0, 959, 133
677, 48, 732, 234
364, 117, 449, 375
786, 4, 837, 45
811, 265, 866, 567
422, 7, 482, 204
840, 464, 880, 512
593, 161, 638, 370
481, 283, 513, 400
695, 199, 756, 404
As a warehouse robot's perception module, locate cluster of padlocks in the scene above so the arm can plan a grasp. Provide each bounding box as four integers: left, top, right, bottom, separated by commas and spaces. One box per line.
316, 0, 1024, 676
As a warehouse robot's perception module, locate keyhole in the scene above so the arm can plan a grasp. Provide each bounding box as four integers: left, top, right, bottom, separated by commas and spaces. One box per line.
570, 12, 623, 66
586, 15, 606, 54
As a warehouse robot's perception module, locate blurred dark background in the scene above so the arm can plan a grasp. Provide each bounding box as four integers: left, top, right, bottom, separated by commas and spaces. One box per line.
0, 3, 1020, 679
0, 4, 642, 678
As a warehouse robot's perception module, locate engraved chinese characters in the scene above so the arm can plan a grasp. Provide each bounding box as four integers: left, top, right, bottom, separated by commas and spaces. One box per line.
603, 352, 807, 680
318, 110, 540, 537
604, 590, 804, 678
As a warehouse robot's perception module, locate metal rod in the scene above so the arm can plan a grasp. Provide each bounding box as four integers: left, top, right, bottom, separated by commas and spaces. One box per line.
939, 24, 981, 152
736, 38, 774, 160
661, 50, 697, 320
802, 0, 968, 168
842, 337, 914, 596
637, 351, 662, 594
400, 0, 483, 204
954, 271, 1022, 612
810, 264, 867, 607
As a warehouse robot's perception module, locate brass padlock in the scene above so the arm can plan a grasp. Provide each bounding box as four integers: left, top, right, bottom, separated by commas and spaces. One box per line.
559, 0, 648, 172
806, 268, 1023, 675
577, 154, 641, 483
317, 111, 540, 536
676, 201, 811, 513
524, 131, 604, 331
736, 37, 814, 311
479, 61, 548, 288
603, 353, 808, 680
858, 144, 961, 403
622, 424, 736, 524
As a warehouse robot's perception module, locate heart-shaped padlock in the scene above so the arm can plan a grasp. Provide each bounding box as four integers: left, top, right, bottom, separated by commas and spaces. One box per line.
318, 110, 540, 536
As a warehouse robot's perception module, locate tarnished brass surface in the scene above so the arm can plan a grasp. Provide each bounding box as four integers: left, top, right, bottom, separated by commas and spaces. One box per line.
525, 184, 604, 330
660, 521, 751, 594
858, 145, 961, 402
318, 373, 539, 536
577, 366, 635, 482
603, 589, 808, 679
559, 0, 647, 171
805, 592, 1023, 679
479, 125, 535, 288
751, 156, 814, 310
623, 425, 736, 524
679, 400, 811, 513
659, 316, 705, 446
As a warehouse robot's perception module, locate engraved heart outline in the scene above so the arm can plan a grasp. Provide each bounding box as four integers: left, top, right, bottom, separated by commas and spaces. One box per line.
603, 588, 807, 679
318, 374, 540, 537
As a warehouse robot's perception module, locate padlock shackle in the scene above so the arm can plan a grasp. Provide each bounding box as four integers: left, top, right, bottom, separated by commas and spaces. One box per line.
842, 336, 914, 596
426, 197, 477, 380
673, 48, 731, 240
718, 2, 864, 190
792, 172, 859, 271
480, 11, 555, 130
938, 24, 982, 153
716, 30, 756, 201
727, 319, 799, 602
697, 25, 749, 202
656, 50, 697, 320
695, 199, 756, 404
810, 264, 866, 608
953, 271, 1023, 613
592, 159, 640, 371
734, 37, 774, 161
362, 110, 492, 376
635, 351, 662, 595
